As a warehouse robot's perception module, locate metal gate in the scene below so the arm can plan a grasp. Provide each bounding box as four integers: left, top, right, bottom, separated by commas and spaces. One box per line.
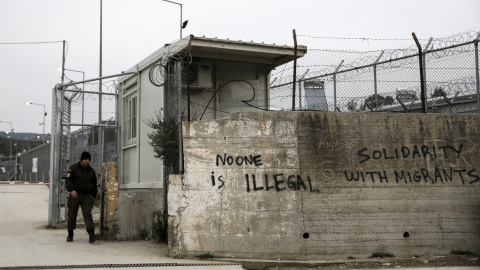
48, 72, 131, 226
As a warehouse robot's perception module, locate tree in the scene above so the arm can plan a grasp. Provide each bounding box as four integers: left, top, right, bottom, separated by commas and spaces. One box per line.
361, 94, 394, 111
146, 113, 179, 174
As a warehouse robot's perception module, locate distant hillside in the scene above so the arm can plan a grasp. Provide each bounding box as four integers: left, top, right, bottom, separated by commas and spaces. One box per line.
0, 135, 45, 159
0, 132, 51, 141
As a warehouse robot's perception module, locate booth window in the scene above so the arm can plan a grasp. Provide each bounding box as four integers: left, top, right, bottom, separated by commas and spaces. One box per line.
123, 95, 137, 144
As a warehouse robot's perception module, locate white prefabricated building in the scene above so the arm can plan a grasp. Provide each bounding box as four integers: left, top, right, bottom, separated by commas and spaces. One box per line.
116, 36, 306, 240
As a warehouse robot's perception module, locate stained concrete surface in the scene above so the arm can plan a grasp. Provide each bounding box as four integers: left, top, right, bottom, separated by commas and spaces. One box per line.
0, 184, 243, 270
1, 183, 479, 270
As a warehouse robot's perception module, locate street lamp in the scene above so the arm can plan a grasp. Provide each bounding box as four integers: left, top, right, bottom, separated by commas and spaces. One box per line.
96, 0, 187, 124
26, 102, 46, 143
161, 0, 188, 39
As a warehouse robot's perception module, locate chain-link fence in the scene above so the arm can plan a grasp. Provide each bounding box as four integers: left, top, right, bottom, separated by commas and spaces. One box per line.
271, 31, 480, 113
150, 31, 480, 182
62, 80, 119, 171
65, 81, 118, 127
50, 78, 120, 224
160, 57, 271, 174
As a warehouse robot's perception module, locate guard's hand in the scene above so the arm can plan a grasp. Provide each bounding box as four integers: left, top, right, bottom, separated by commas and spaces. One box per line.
71, 191, 77, 198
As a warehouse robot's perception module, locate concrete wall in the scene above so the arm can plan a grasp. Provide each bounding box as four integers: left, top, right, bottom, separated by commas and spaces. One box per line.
168, 111, 480, 260
101, 162, 164, 241
111, 188, 164, 240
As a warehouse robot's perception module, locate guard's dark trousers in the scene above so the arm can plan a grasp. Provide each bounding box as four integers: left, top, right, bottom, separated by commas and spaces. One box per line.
67, 193, 95, 234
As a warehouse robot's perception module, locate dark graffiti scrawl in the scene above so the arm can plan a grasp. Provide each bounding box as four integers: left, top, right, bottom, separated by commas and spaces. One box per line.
345, 144, 479, 185
213, 153, 320, 192
245, 174, 320, 193
357, 144, 463, 164
344, 168, 479, 185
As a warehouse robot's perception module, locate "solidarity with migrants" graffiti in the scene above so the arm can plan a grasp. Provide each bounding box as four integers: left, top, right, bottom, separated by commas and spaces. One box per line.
345, 144, 479, 185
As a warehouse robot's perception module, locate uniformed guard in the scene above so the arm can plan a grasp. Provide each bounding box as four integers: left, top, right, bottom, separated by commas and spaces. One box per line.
65, 151, 98, 243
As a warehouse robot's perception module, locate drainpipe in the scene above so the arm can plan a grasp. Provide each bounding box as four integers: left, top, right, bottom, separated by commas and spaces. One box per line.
186, 35, 193, 122
176, 60, 183, 174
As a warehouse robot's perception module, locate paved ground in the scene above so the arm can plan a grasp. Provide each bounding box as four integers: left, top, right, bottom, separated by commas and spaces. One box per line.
0, 184, 243, 270
1, 183, 479, 270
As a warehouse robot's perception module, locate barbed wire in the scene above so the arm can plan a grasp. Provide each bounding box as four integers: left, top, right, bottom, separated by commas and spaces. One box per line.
298, 30, 479, 44
273, 30, 479, 83
158, 29, 480, 119
272, 47, 476, 87
298, 35, 428, 41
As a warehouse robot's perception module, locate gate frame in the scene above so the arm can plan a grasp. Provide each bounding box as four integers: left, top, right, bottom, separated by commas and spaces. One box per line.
48, 72, 134, 227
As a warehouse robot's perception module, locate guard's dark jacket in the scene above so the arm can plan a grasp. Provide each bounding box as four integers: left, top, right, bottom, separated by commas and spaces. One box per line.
65, 162, 97, 197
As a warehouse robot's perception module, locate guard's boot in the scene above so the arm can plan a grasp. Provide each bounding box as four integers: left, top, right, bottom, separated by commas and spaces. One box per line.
87, 228, 96, 243
66, 230, 74, 242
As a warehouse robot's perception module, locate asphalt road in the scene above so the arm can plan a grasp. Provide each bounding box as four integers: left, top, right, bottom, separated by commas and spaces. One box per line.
0, 183, 243, 270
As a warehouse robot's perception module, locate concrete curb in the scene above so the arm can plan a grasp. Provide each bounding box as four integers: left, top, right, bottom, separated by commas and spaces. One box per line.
213, 257, 480, 270
0, 181, 49, 184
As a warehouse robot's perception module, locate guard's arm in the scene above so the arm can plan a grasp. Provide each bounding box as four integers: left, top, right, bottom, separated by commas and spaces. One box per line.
90, 170, 98, 199
65, 168, 78, 198
65, 168, 75, 192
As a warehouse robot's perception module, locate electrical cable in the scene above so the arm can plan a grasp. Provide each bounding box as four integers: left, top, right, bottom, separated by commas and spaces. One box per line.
0, 40, 65, 44
149, 64, 167, 86
199, 80, 259, 120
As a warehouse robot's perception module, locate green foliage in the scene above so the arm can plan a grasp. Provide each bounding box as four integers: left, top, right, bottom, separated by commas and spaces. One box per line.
369, 252, 394, 258
146, 113, 179, 173
361, 94, 394, 111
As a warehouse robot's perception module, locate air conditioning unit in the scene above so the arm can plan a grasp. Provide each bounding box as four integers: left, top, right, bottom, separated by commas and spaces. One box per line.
183, 62, 213, 88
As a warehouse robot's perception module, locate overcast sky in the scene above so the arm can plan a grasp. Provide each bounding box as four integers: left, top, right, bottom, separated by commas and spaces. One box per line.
0, 0, 479, 133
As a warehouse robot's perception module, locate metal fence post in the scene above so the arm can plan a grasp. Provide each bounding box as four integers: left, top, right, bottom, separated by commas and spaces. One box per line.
412, 32, 427, 113
98, 126, 103, 178
333, 60, 344, 112
475, 33, 480, 113
373, 51, 384, 111
48, 86, 62, 226
422, 38, 433, 111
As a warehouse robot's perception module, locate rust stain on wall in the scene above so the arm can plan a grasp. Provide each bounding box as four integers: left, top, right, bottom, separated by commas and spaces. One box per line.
102, 162, 119, 240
